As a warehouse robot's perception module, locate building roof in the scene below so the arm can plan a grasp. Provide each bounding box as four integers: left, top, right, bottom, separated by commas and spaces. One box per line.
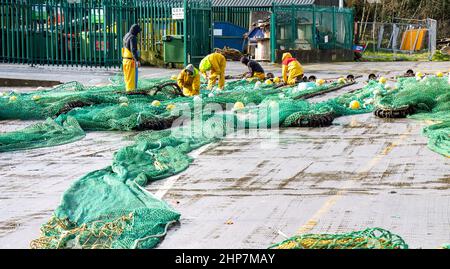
211, 0, 341, 7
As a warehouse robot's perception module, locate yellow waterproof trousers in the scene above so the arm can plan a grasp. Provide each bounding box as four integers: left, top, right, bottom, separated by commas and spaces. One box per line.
122, 48, 137, 92
253, 72, 266, 80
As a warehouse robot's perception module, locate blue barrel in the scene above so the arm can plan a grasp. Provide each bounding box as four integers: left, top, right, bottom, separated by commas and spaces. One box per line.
213, 22, 248, 52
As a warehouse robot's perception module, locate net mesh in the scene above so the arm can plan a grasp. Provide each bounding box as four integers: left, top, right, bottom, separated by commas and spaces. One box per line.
375, 76, 450, 157
2, 73, 447, 249
269, 228, 409, 249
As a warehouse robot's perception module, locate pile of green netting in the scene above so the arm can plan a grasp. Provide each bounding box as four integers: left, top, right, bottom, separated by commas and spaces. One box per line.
8, 73, 436, 249
0, 77, 372, 152
269, 228, 409, 249
1, 76, 378, 249
374, 76, 450, 157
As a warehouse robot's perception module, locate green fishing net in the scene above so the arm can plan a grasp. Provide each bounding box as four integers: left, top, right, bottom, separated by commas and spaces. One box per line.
269, 228, 409, 249
0, 116, 85, 152
0, 75, 409, 249
375, 76, 450, 157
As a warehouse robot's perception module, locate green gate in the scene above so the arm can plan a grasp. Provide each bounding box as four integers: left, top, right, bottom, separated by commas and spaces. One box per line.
184, 0, 212, 66
270, 4, 354, 63
0, 0, 212, 68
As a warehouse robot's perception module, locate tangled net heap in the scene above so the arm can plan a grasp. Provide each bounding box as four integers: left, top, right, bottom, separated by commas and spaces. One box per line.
269, 228, 409, 249
374, 76, 450, 157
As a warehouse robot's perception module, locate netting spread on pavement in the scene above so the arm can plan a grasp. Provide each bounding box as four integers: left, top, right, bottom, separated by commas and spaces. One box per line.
1, 73, 448, 249
269, 228, 409, 249
375, 77, 450, 157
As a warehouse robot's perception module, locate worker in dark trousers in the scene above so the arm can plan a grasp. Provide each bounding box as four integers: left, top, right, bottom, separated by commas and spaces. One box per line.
240, 56, 266, 80
122, 24, 141, 92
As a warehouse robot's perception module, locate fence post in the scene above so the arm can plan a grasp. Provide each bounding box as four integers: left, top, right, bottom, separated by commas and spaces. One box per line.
183, 0, 188, 65
270, 2, 276, 63
312, 5, 316, 49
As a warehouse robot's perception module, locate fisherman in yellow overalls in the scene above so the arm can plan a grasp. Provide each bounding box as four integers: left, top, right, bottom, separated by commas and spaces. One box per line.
177, 64, 201, 96
281, 52, 304, 85
122, 24, 141, 92
199, 52, 227, 90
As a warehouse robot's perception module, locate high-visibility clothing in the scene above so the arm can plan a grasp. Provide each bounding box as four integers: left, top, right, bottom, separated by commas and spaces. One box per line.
122, 47, 138, 92
177, 68, 201, 96
252, 72, 266, 80
200, 53, 226, 90
282, 52, 304, 85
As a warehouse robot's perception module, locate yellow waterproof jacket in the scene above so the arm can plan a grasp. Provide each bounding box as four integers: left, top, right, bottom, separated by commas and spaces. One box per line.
199, 52, 226, 89
282, 52, 304, 85
177, 68, 201, 96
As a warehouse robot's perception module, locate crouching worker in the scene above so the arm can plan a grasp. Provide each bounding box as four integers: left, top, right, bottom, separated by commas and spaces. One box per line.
177, 64, 200, 97
282, 52, 304, 85
122, 24, 141, 92
240, 56, 265, 80
199, 52, 227, 90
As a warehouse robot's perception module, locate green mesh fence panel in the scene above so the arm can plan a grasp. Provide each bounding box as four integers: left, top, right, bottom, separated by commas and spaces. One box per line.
269, 228, 409, 249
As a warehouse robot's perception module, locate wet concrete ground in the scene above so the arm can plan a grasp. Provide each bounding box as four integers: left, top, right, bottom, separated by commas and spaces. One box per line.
0, 61, 449, 248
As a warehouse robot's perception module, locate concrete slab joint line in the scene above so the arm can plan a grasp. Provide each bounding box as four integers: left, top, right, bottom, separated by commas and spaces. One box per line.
296, 129, 416, 235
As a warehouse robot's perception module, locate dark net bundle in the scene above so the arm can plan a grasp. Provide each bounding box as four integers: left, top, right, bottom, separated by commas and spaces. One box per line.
269, 228, 409, 249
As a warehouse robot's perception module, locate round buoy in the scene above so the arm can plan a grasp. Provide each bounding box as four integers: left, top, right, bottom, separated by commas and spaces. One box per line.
233, 101, 245, 111
9, 96, 17, 102
151, 100, 161, 107
349, 100, 361, 110
378, 77, 387, 84
316, 79, 326, 86
338, 77, 346, 84
208, 92, 214, 98
119, 102, 128, 107
254, 81, 262, 89
265, 79, 273, 85
119, 96, 128, 103
166, 104, 176, 111
436, 72, 444, 78
273, 77, 281, 83
416, 72, 424, 79
32, 95, 41, 101
170, 75, 177, 80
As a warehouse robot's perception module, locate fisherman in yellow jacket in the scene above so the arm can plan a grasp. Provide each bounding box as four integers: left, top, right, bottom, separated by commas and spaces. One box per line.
281, 52, 304, 85
122, 24, 141, 92
199, 52, 227, 90
177, 64, 200, 96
